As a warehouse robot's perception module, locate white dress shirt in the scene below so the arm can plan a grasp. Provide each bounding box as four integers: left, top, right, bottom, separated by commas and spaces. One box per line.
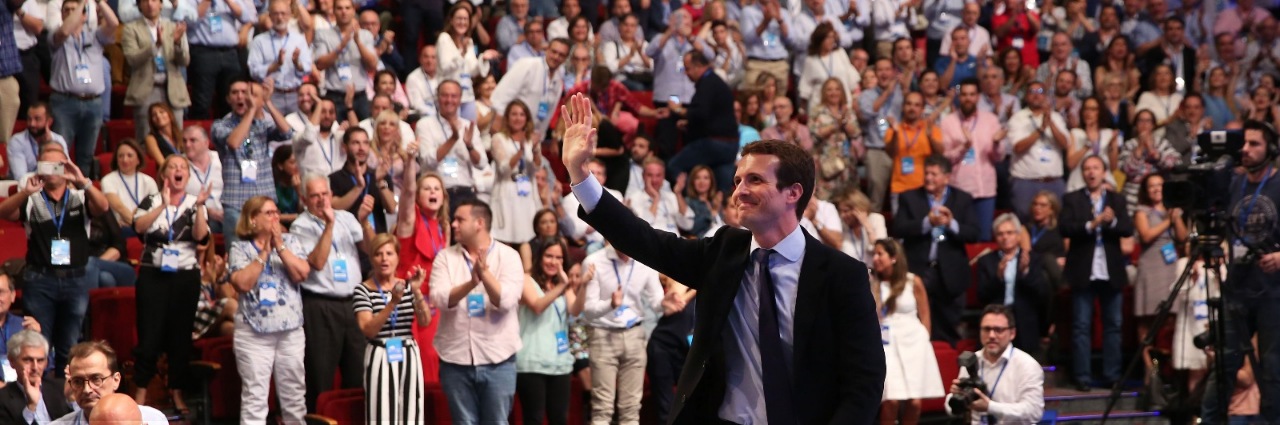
560, 187, 623, 243
1007, 109, 1068, 180
185, 152, 224, 213
580, 245, 665, 328
414, 115, 488, 190
428, 240, 524, 366
293, 121, 345, 178
625, 188, 694, 234
490, 57, 565, 138
403, 68, 442, 117
944, 346, 1046, 424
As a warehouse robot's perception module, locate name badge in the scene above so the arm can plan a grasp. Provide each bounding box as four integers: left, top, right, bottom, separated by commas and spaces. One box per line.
440, 156, 460, 178
240, 160, 258, 183
931, 226, 946, 242
208, 15, 223, 33
963, 148, 976, 164
466, 293, 485, 317
881, 323, 890, 345
51, 239, 71, 266
154, 54, 166, 74
554, 330, 569, 354
515, 175, 532, 197
258, 280, 281, 307
613, 304, 629, 318
1037, 34, 1051, 51
424, 102, 437, 117
160, 246, 181, 272
332, 258, 349, 282
336, 63, 353, 82
384, 338, 404, 363
1232, 241, 1248, 261
537, 101, 551, 122
900, 157, 915, 175
1193, 299, 1209, 321
1011, 37, 1025, 49
763, 29, 780, 47
459, 73, 473, 93
73, 64, 92, 85
686, 334, 693, 346
877, 119, 889, 139
1160, 242, 1177, 264
0, 357, 15, 383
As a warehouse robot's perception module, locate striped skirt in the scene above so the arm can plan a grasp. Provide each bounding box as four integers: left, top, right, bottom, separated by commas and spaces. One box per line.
364, 338, 426, 423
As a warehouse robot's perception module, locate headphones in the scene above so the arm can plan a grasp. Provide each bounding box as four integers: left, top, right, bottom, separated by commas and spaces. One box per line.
1245, 120, 1280, 160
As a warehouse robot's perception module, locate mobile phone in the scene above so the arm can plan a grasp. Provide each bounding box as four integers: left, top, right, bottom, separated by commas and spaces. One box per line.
36, 161, 64, 176
669, 95, 680, 104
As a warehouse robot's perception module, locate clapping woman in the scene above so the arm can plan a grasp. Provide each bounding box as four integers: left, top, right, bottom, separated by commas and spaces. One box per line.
354, 234, 432, 422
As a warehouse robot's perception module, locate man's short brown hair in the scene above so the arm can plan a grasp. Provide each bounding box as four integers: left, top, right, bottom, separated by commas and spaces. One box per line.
68, 341, 119, 373
740, 140, 815, 219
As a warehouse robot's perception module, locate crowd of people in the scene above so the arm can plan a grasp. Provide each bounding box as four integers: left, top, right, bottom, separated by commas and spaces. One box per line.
0, 0, 1278, 421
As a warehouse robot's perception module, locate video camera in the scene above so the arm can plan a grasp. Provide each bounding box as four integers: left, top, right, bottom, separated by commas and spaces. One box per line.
949, 352, 993, 422
1162, 130, 1243, 240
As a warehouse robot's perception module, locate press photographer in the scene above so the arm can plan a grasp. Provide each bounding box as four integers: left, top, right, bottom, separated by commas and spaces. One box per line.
945, 305, 1044, 424
1200, 120, 1280, 423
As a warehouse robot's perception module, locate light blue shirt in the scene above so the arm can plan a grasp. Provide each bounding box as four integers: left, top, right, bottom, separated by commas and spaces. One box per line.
48, 27, 112, 96
22, 396, 50, 425
247, 30, 313, 89
496, 14, 523, 53
740, 4, 792, 60
185, 0, 256, 47
1120, 14, 1160, 48
923, 0, 964, 39
645, 34, 713, 105
570, 174, 804, 425
506, 42, 542, 70
1002, 251, 1018, 305
919, 188, 960, 262
117, 0, 197, 23
7, 130, 69, 179
858, 85, 904, 149
313, 27, 376, 92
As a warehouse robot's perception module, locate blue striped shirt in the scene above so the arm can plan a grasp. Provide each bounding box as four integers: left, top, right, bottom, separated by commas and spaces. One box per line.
212, 112, 292, 209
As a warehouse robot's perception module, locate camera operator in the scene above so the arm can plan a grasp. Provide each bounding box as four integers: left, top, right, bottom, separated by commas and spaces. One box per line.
1201, 120, 1280, 423
945, 305, 1045, 424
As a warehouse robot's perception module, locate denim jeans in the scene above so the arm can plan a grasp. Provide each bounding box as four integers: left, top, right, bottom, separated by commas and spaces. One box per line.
439, 356, 516, 424
22, 267, 93, 371
1072, 279, 1123, 385
89, 257, 137, 288
1201, 293, 1280, 423
49, 93, 104, 174
222, 204, 242, 250
665, 139, 739, 195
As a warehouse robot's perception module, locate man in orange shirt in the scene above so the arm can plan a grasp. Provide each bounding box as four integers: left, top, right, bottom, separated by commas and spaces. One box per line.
886, 91, 943, 214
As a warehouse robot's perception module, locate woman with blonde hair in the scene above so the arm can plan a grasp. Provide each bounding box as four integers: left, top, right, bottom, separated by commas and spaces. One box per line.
490, 101, 545, 245
834, 189, 886, 264
393, 142, 448, 383
227, 195, 311, 424
354, 233, 432, 422
871, 238, 944, 424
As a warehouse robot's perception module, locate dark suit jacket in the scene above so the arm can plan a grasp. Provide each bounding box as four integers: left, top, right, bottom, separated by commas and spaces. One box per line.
891, 186, 979, 299
685, 70, 739, 142
581, 190, 885, 425
0, 377, 72, 424
1138, 45, 1197, 92
1060, 188, 1134, 289
976, 250, 1050, 353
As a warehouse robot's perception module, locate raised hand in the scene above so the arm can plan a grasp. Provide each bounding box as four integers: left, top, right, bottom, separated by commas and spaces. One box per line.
20, 316, 39, 332
611, 287, 623, 308
560, 93, 599, 184
358, 195, 375, 221
271, 222, 285, 248
62, 160, 88, 188
196, 183, 213, 206
174, 22, 187, 42
22, 175, 41, 195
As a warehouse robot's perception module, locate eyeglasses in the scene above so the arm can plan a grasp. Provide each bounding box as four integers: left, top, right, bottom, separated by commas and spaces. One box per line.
69, 374, 112, 390
258, 209, 281, 216
1029, 87, 1046, 94
980, 326, 1012, 334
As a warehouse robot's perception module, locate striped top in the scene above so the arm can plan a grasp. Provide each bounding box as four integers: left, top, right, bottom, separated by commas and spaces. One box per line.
353, 281, 417, 340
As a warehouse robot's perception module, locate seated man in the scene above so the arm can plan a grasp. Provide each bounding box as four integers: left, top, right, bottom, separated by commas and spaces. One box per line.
0, 330, 70, 424
945, 305, 1045, 424
53, 341, 167, 424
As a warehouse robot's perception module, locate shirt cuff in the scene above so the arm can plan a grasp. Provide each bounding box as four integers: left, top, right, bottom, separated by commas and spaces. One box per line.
921, 217, 932, 233
948, 219, 959, 233
571, 175, 605, 214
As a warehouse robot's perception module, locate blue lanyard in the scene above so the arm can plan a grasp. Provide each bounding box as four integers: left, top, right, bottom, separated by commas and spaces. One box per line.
419, 209, 445, 255
1240, 165, 1275, 226
823, 54, 835, 77
164, 195, 187, 243
611, 259, 634, 295
903, 124, 925, 151
41, 189, 69, 237
191, 161, 211, 185
983, 348, 1014, 399
349, 172, 371, 200
271, 33, 290, 64
250, 240, 273, 275
320, 132, 336, 167
373, 275, 399, 336
462, 240, 496, 271
119, 172, 140, 206
75, 29, 88, 62
1029, 225, 1047, 246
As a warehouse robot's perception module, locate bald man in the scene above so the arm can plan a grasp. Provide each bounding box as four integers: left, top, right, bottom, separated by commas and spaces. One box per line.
89, 394, 142, 425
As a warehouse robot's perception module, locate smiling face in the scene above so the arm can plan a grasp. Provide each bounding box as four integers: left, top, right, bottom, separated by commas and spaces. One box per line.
692, 167, 713, 195
919, 72, 939, 96
540, 243, 564, 278
438, 82, 462, 117
732, 154, 801, 231
535, 211, 558, 237
416, 175, 446, 213
149, 105, 172, 133
449, 7, 470, 36
821, 79, 843, 106
1144, 174, 1165, 204
115, 144, 141, 174
642, 161, 665, 192
506, 104, 530, 134
870, 243, 894, 275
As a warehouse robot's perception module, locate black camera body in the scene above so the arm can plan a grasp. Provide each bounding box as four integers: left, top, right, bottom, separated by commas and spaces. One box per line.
949, 352, 993, 422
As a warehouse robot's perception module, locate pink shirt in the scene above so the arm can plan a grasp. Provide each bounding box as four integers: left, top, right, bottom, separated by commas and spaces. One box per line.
941, 110, 1003, 198
761, 121, 815, 151
1214, 7, 1271, 37
428, 239, 525, 366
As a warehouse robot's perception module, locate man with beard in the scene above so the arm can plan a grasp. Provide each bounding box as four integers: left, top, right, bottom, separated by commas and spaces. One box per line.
941, 78, 1004, 241
295, 97, 345, 177
6, 102, 67, 179
1201, 120, 1280, 423
330, 128, 395, 234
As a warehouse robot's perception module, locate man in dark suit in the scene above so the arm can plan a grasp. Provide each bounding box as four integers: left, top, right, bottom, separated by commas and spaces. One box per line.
559, 93, 886, 425
662, 50, 740, 194
1137, 17, 1197, 92
891, 154, 979, 344
976, 213, 1050, 358
1061, 154, 1133, 391
0, 330, 71, 424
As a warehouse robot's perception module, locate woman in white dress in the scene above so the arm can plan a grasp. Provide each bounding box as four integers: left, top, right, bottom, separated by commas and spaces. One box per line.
871, 239, 945, 424
437, 3, 499, 121
490, 101, 545, 245
1172, 256, 1222, 397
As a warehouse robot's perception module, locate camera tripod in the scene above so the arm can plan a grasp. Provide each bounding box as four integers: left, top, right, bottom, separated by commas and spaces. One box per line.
1099, 233, 1229, 424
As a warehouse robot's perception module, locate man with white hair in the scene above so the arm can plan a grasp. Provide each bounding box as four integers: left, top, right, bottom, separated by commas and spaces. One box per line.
975, 213, 1049, 357
0, 329, 70, 423
291, 172, 375, 411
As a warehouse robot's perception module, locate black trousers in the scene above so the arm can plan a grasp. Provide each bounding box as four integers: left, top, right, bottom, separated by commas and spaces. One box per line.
323, 92, 372, 123
516, 372, 571, 425
133, 267, 202, 389
302, 292, 367, 410
17, 48, 40, 119
187, 46, 243, 119
646, 338, 687, 424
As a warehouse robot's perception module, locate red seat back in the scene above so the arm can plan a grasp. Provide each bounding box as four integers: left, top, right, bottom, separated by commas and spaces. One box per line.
965, 243, 998, 308
88, 287, 138, 365
315, 388, 365, 425
922, 341, 961, 413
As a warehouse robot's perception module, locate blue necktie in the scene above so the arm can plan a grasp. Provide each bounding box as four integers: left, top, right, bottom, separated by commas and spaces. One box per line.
754, 248, 795, 425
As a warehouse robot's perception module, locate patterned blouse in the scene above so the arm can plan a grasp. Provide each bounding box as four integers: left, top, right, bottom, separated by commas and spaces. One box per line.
229, 234, 305, 333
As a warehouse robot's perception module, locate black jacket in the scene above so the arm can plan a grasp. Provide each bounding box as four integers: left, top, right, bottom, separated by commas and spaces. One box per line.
0, 377, 72, 424
976, 250, 1051, 354
891, 186, 980, 300
685, 70, 739, 142
580, 190, 885, 425
1061, 188, 1134, 289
